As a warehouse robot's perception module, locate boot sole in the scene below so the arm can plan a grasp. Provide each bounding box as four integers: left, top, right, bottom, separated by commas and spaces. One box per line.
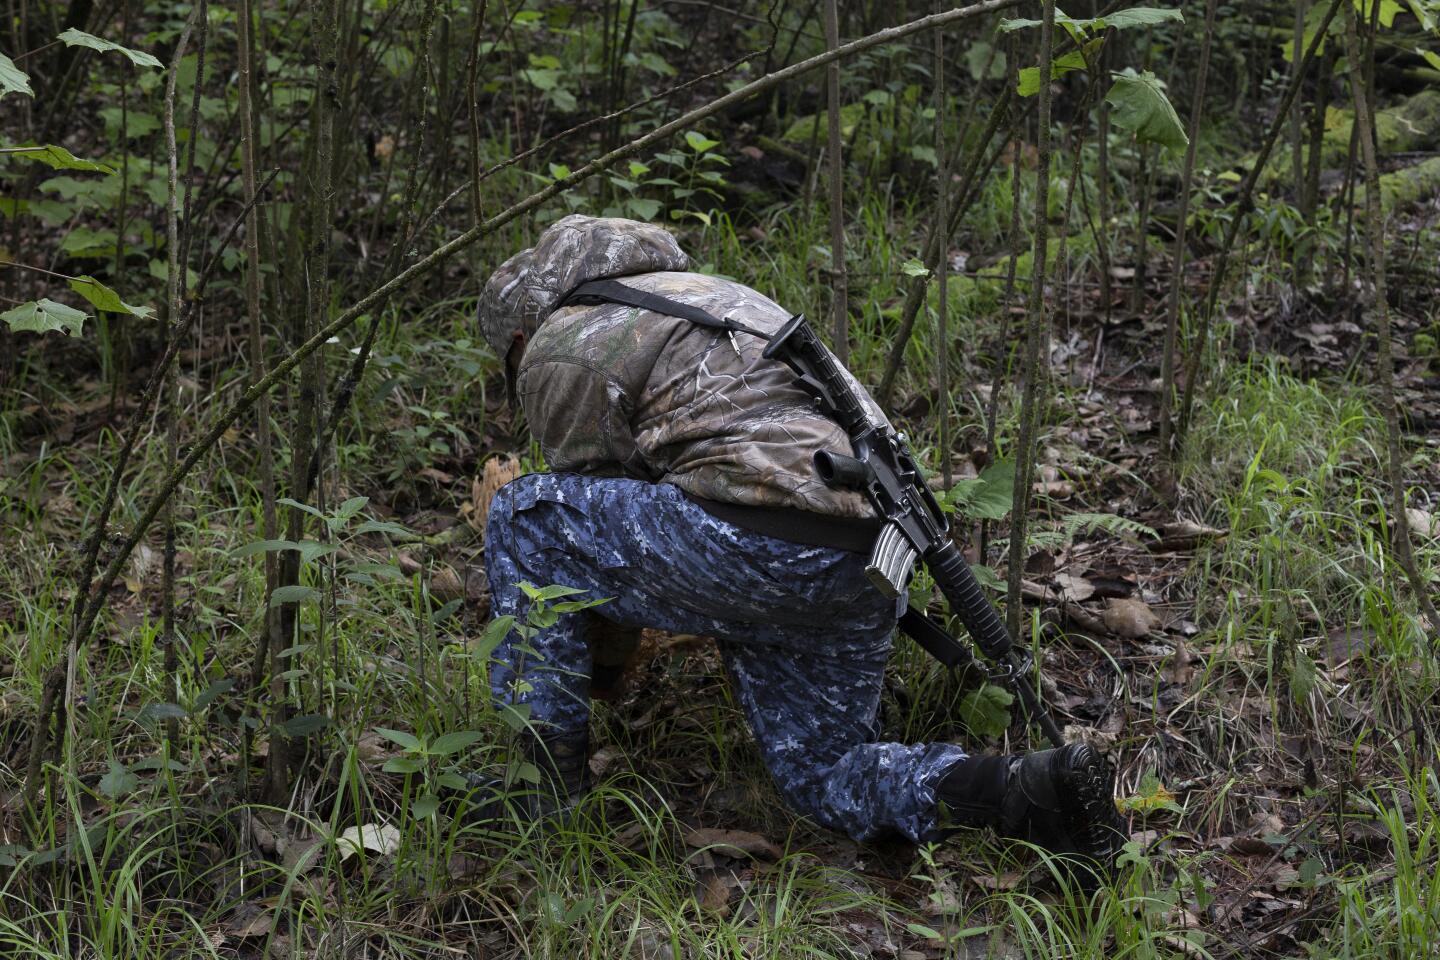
1057, 743, 1126, 870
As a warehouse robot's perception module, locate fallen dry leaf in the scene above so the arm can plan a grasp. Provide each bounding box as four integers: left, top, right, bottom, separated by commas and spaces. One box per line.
429, 565, 465, 602
449, 851, 484, 880
1405, 507, 1436, 539
1053, 572, 1096, 603
224, 903, 274, 938
695, 869, 738, 916
1165, 639, 1196, 686
971, 870, 1023, 891
683, 827, 781, 860
1103, 597, 1161, 638
336, 823, 401, 862
588, 745, 623, 779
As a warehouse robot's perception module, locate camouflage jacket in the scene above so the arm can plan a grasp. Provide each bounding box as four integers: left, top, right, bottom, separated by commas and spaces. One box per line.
479, 215, 881, 518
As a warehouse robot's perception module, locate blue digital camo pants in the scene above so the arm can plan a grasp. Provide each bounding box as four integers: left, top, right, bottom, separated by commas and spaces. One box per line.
485, 472, 969, 842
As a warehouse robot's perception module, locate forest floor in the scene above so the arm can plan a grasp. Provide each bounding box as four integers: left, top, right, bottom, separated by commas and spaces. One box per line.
3, 14, 1440, 955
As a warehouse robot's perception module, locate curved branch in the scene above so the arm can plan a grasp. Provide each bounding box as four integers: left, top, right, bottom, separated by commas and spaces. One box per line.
70, 0, 1026, 650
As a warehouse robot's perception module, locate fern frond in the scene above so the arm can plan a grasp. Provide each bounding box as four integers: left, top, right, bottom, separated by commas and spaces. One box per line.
1061, 512, 1158, 542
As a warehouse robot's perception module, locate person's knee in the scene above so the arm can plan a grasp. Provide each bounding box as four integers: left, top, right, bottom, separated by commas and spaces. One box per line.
756, 744, 831, 820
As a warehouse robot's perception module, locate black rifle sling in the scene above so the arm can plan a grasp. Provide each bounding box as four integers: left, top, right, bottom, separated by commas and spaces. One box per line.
555, 279, 769, 339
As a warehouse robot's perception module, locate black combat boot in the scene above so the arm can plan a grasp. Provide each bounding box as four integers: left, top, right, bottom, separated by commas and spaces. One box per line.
938, 742, 1125, 874
460, 729, 591, 825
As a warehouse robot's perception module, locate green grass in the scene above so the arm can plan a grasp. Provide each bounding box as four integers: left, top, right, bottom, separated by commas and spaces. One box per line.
4, 181, 1440, 960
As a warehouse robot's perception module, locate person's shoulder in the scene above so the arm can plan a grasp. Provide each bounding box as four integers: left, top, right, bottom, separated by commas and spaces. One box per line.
636, 271, 789, 317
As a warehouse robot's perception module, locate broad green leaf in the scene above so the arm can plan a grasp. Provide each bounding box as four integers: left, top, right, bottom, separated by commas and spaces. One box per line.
344, 561, 405, 583
1281, 0, 1342, 61
429, 730, 484, 757
518, 581, 588, 603
969, 459, 1018, 519
626, 197, 662, 221
0, 144, 114, 173
964, 41, 1006, 81
1357, 0, 1401, 28
0, 53, 33, 99
685, 130, 720, 153
1001, 6, 1183, 32
2, 299, 87, 337
1288, 648, 1317, 704
276, 496, 326, 519
471, 616, 516, 659
1095, 6, 1185, 29
268, 584, 315, 606
57, 28, 163, 69
98, 105, 161, 139
528, 604, 560, 629
551, 597, 611, 614
335, 496, 370, 520
139, 701, 188, 722
901, 258, 930, 278
1420, 48, 1440, 71
497, 701, 532, 732
374, 727, 423, 752
382, 756, 426, 774
1104, 69, 1188, 151
98, 760, 139, 798
941, 459, 1016, 520
956, 683, 1014, 738
1406, 0, 1436, 30
191, 678, 235, 712
1017, 49, 1089, 95
147, 257, 199, 288
62, 227, 119, 258
1118, 770, 1181, 813
231, 538, 299, 558
411, 793, 440, 819
69, 275, 154, 318
436, 772, 469, 791
635, 50, 675, 77
969, 561, 1005, 592
280, 713, 330, 737
297, 540, 336, 564
354, 519, 411, 536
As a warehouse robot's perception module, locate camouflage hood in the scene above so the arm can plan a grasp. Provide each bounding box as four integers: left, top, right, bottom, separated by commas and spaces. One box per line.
478, 214, 690, 359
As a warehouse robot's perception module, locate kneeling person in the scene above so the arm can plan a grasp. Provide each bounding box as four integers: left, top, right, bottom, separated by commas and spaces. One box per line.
474, 215, 1123, 864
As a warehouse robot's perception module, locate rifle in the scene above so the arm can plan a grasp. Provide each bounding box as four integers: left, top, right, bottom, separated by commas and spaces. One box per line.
555, 280, 1065, 748
761, 312, 1066, 749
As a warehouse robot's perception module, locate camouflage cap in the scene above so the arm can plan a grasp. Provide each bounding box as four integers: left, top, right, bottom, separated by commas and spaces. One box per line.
477, 214, 690, 360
